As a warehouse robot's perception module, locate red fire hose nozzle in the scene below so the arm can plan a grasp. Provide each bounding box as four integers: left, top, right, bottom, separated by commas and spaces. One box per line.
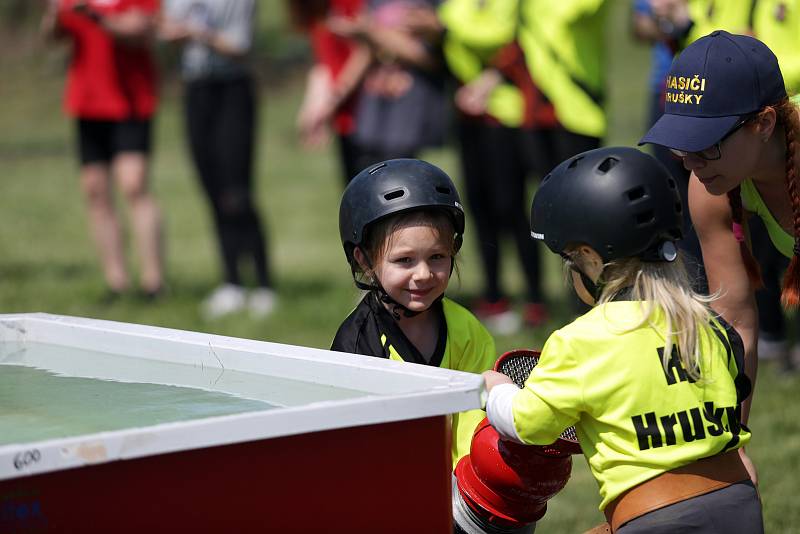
453, 349, 581, 531
455, 418, 573, 529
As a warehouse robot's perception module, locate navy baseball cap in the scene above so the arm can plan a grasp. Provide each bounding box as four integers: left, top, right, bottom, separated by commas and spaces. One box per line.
640, 30, 786, 152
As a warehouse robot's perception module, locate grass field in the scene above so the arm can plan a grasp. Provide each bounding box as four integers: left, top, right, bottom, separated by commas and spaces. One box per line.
1, 1, 799, 531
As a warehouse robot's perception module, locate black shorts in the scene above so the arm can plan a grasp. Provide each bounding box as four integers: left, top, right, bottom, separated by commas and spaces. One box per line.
77, 119, 152, 164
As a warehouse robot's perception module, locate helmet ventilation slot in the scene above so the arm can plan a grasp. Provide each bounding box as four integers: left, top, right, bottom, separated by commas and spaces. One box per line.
568, 156, 583, 169
383, 189, 405, 201
436, 186, 452, 195
627, 186, 646, 201
597, 157, 619, 173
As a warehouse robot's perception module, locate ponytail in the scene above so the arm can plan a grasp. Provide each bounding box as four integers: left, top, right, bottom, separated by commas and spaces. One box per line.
775, 98, 800, 308
725, 187, 763, 290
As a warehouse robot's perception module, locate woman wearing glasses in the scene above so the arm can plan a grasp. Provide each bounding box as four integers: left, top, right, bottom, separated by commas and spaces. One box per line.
641, 30, 800, 482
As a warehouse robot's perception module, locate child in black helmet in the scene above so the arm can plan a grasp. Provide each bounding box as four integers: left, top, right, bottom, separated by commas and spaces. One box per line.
332, 158, 496, 468
482, 147, 763, 533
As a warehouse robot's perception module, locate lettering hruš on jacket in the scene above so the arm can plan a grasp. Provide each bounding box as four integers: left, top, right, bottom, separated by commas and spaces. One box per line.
508, 300, 751, 510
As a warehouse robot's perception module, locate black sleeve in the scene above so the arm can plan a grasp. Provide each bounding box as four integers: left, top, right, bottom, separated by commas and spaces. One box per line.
331, 322, 358, 353
711, 316, 751, 404
330, 297, 388, 358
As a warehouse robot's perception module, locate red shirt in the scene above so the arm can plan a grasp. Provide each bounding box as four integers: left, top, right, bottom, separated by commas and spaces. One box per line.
58, 0, 158, 120
309, 0, 364, 135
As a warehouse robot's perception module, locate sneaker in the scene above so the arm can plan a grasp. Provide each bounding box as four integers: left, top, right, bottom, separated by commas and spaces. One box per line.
523, 302, 549, 328
249, 287, 277, 318
137, 286, 166, 302
202, 284, 247, 319
473, 298, 522, 336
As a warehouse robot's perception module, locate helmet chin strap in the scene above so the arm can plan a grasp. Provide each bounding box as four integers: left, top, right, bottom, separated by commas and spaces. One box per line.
572, 266, 604, 304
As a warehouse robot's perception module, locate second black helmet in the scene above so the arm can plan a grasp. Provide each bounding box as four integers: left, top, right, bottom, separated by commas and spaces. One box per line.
530, 147, 683, 263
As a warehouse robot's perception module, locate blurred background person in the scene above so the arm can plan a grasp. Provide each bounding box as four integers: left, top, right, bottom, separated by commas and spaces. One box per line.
160, 0, 276, 319
517, 0, 609, 317
40, 0, 165, 300
438, 0, 552, 333
286, 0, 372, 186
328, 0, 449, 172
518, 0, 608, 163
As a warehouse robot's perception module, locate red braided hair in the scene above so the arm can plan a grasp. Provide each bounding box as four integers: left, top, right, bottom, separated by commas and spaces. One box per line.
775, 98, 800, 308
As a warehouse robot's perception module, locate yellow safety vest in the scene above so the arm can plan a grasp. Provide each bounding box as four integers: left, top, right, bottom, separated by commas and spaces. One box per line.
517, 0, 608, 138
511, 301, 751, 510
383, 298, 497, 467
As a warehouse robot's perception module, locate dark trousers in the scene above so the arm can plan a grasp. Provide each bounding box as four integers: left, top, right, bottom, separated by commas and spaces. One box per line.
185, 75, 270, 287
457, 120, 549, 303
751, 216, 793, 340
336, 133, 388, 186
617, 480, 763, 533
521, 125, 599, 313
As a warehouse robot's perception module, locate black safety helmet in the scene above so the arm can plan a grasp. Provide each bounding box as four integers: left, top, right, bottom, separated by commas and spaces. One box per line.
530, 147, 683, 263
339, 159, 465, 266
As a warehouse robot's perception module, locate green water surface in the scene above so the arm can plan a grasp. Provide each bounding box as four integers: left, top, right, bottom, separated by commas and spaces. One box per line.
0, 364, 278, 446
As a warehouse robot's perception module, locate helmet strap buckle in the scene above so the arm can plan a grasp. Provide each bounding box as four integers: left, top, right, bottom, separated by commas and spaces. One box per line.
640, 241, 678, 263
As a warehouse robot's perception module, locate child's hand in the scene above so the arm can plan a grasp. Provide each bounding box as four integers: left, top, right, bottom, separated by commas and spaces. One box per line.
482, 370, 514, 393
455, 69, 502, 117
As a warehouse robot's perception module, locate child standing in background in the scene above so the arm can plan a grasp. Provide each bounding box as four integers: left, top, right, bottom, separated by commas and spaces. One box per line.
332, 158, 496, 467
483, 147, 762, 532
41, 0, 165, 300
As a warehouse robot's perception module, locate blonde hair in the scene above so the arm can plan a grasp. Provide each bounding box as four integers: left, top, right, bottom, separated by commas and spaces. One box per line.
569, 252, 717, 381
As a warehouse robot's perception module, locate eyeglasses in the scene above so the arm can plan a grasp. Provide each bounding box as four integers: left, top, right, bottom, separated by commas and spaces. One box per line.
669, 115, 755, 161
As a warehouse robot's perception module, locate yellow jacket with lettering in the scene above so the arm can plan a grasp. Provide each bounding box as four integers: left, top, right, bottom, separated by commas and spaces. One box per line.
517, 0, 608, 138
495, 300, 751, 510
331, 292, 497, 468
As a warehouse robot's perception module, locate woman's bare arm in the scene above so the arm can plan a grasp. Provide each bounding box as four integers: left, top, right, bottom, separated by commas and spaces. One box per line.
688, 175, 759, 423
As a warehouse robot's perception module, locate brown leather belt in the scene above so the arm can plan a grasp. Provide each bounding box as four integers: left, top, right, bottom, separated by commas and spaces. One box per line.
603, 450, 750, 532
